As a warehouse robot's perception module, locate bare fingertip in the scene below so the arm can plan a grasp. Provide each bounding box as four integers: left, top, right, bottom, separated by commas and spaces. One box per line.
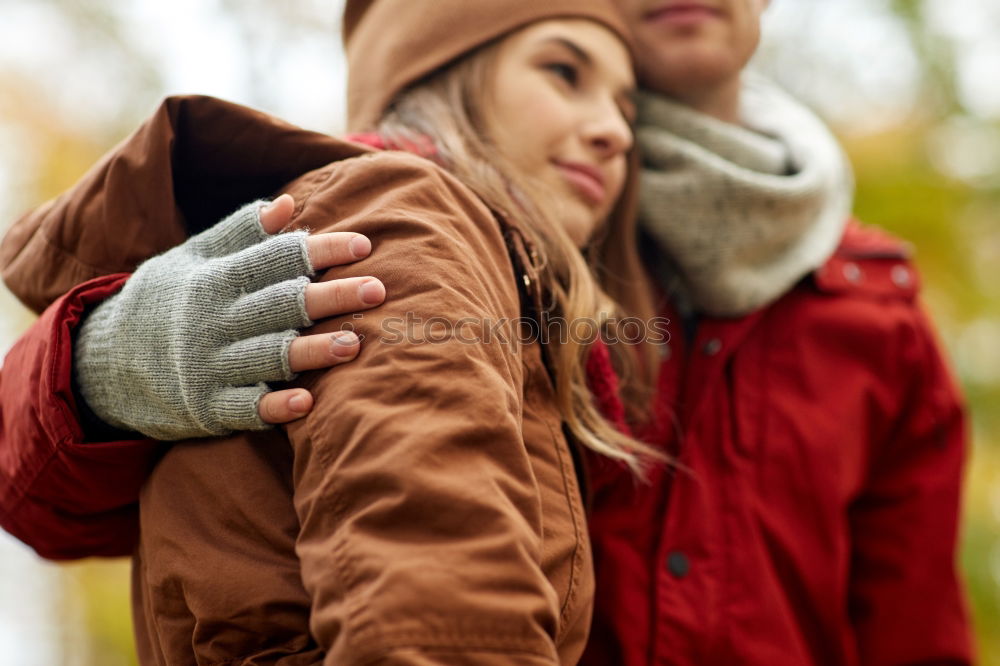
359, 278, 385, 305
349, 235, 372, 259
262, 194, 294, 219
331, 331, 360, 358
288, 391, 312, 415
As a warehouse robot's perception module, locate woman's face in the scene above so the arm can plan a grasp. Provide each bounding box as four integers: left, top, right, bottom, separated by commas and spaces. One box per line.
488, 19, 636, 246
619, 0, 768, 103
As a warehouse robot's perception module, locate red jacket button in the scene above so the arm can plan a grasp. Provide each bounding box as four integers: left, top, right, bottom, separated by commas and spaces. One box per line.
667, 551, 690, 578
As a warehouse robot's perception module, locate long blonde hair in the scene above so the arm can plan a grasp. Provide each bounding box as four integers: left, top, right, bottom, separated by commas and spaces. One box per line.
377, 37, 664, 474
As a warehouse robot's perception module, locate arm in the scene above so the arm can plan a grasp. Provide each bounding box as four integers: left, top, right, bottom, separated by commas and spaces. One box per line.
0, 275, 158, 559
0, 197, 383, 558
284, 153, 565, 665
0, 97, 384, 558
848, 304, 973, 665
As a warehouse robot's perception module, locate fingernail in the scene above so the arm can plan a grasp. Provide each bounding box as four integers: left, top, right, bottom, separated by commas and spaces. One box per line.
331, 331, 359, 357
288, 393, 309, 414
349, 235, 371, 258
264, 194, 292, 214
359, 279, 385, 305
262, 198, 280, 214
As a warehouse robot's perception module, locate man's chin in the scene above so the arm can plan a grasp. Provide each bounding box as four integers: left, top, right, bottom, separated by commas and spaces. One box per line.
637, 49, 743, 96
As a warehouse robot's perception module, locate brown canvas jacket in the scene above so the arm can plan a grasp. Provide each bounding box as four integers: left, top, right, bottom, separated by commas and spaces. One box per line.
1, 97, 593, 665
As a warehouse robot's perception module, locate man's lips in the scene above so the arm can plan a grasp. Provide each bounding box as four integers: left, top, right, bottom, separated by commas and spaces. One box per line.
554, 161, 606, 207
644, 2, 723, 26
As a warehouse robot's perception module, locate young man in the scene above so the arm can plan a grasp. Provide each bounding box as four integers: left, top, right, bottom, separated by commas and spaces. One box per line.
0, 1, 972, 663
583, 2, 972, 664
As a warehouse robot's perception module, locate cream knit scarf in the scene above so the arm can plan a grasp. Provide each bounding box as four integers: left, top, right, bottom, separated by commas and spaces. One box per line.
636, 73, 854, 317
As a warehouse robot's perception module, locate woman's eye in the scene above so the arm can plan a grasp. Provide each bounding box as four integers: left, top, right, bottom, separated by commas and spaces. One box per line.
545, 62, 579, 87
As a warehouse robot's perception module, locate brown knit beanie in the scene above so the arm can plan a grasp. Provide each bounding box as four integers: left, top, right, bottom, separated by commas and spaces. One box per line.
343, 0, 632, 130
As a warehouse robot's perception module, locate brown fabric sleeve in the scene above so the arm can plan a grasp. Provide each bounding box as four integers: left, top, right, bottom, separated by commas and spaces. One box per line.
281, 152, 562, 665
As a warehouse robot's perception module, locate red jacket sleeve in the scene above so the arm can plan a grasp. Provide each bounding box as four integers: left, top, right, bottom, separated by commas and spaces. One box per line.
0, 274, 163, 560
847, 303, 974, 665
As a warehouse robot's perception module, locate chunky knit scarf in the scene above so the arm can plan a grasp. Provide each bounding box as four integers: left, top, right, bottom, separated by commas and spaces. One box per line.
635, 73, 854, 317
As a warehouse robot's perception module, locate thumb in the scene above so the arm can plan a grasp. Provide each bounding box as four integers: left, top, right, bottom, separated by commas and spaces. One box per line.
260, 194, 296, 235
258, 388, 313, 424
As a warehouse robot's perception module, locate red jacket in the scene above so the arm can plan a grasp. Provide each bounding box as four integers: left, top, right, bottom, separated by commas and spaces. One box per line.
0, 98, 972, 664
582, 224, 973, 665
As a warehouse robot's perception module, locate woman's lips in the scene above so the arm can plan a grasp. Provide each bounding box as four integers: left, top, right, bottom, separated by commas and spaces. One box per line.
554, 162, 606, 207
644, 2, 722, 27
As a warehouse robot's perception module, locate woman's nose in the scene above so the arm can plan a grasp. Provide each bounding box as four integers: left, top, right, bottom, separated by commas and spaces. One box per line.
584, 101, 634, 158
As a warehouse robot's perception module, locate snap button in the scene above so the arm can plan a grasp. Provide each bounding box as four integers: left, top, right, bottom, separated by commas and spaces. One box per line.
702, 338, 722, 356
842, 262, 863, 283
891, 265, 911, 288
666, 551, 690, 578
522, 273, 531, 288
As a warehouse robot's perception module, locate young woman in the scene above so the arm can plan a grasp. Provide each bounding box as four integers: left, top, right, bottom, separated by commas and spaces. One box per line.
0, 0, 973, 664
2, 0, 664, 663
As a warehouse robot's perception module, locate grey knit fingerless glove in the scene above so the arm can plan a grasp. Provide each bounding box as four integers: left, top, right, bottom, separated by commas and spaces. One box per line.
75, 200, 313, 440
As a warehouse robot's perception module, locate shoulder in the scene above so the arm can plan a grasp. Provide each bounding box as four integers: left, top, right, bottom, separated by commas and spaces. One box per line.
287, 150, 516, 284
775, 221, 962, 418
810, 219, 920, 302
777, 219, 936, 371
284, 151, 524, 315
287, 151, 499, 236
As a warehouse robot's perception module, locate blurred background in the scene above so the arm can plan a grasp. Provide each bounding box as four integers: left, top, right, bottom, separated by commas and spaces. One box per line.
0, 0, 997, 663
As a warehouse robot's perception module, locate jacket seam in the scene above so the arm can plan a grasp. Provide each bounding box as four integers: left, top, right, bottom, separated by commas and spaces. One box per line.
287, 165, 336, 229
541, 407, 585, 635
36, 225, 117, 277
204, 636, 318, 666
205, 642, 557, 666
351, 631, 558, 666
